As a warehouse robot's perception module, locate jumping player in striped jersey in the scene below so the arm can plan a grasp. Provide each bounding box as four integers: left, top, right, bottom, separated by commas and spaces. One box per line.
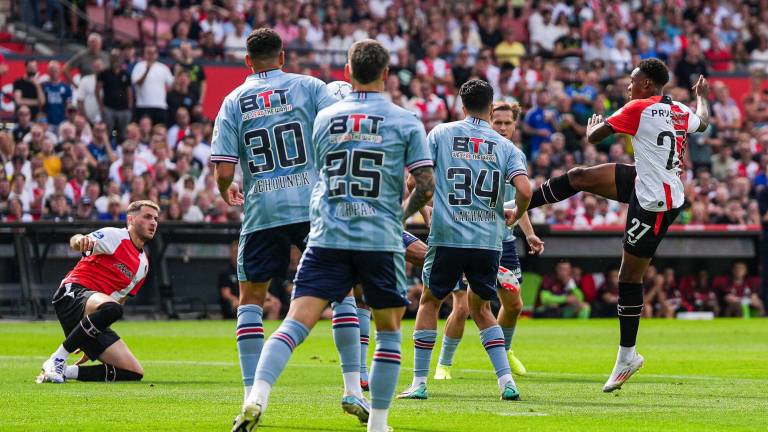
432, 102, 544, 381
233, 39, 434, 432
397, 79, 531, 401
211, 28, 338, 409
36, 200, 159, 384
526, 59, 710, 391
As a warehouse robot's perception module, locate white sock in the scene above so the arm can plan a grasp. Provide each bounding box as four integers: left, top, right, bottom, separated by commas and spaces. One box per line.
497, 373, 514, 391
411, 376, 427, 387
367, 408, 388, 432
618, 345, 636, 363
243, 385, 252, 404
64, 365, 78, 379
52, 345, 70, 361
342, 371, 362, 398
246, 379, 272, 411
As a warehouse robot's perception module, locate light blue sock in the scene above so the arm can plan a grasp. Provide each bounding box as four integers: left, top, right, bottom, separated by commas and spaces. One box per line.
236, 305, 264, 390
502, 326, 516, 351
358, 308, 371, 381
479, 325, 511, 378
370, 331, 401, 409
253, 318, 309, 385
331, 296, 360, 373
413, 329, 436, 379
437, 335, 461, 367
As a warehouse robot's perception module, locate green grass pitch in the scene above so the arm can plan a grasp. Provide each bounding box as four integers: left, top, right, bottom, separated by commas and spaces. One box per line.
0, 319, 766, 431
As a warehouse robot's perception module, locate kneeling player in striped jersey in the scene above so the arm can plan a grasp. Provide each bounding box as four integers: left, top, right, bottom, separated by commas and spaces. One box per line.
36, 201, 159, 384
433, 102, 544, 380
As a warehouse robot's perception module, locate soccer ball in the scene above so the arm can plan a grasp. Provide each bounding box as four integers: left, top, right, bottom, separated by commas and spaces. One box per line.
327, 80, 352, 101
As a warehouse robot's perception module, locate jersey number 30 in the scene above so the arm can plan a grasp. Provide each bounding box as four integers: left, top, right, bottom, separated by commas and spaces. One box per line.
325, 150, 385, 198
244, 121, 307, 174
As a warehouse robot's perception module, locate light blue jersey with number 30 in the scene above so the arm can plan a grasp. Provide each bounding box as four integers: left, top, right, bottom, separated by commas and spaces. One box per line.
211, 69, 337, 235
309, 91, 432, 252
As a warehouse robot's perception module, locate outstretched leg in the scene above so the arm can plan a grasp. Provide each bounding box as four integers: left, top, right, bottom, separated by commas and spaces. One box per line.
530, 163, 624, 209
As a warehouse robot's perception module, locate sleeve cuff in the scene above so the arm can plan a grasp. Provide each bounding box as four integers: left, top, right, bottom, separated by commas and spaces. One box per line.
210, 154, 239, 164
506, 170, 528, 182
406, 159, 433, 171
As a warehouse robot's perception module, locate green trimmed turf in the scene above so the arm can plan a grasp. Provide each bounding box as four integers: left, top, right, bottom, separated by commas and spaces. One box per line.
0, 319, 766, 431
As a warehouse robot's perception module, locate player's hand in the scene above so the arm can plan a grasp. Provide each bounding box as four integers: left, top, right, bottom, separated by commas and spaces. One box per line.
692, 75, 709, 99
223, 183, 244, 206
526, 234, 545, 256
504, 208, 522, 226
587, 114, 603, 131
73, 349, 90, 365
76, 235, 95, 253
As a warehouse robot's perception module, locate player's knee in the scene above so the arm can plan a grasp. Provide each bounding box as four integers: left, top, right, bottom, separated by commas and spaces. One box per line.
452, 301, 470, 319
509, 297, 524, 316
567, 167, 588, 189
97, 301, 124, 322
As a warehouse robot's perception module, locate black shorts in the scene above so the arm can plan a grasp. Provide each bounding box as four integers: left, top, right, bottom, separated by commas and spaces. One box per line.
52, 283, 120, 360
238, 222, 310, 282
423, 246, 501, 301
615, 163, 637, 204
623, 191, 681, 259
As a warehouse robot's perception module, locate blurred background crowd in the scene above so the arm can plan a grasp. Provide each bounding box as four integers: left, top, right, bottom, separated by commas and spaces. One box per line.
2, 1, 767, 318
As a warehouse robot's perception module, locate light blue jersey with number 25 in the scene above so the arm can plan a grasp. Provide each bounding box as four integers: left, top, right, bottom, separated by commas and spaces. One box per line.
309, 91, 432, 252
211, 69, 337, 235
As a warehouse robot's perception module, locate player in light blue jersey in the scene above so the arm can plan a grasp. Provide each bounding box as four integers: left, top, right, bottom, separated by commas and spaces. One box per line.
235, 40, 435, 432
211, 28, 337, 413
433, 102, 545, 381
397, 80, 531, 402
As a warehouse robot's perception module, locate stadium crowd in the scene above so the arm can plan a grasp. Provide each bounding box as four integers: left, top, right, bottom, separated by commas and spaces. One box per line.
2, 1, 767, 315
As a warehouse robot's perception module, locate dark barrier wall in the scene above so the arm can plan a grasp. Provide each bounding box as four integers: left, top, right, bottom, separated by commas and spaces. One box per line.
0, 222, 760, 316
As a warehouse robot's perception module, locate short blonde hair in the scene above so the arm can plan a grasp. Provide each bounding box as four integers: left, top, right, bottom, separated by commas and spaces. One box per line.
491, 101, 522, 121
127, 200, 160, 215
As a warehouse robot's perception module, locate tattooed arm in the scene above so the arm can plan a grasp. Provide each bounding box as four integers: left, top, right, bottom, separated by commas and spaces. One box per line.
402, 167, 435, 224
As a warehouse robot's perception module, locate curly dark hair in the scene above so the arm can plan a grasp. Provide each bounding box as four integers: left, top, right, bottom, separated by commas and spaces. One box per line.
460, 79, 494, 113
246, 28, 283, 60
637, 58, 669, 88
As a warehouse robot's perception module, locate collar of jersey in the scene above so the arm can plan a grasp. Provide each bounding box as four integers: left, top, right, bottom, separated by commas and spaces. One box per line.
248, 68, 283, 80
348, 91, 385, 100
464, 116, 490, 127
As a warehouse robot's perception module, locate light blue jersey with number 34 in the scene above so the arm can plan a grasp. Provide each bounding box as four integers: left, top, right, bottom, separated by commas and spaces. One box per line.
211, 69, 337, 235
309, 91, 432, 252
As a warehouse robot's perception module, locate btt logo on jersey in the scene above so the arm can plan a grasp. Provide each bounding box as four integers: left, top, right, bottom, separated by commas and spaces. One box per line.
451, 136, 498, 162
329, 114, 385, 143
239, 89, 293, 120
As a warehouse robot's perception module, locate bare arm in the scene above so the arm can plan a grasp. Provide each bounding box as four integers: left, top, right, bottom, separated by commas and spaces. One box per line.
135, 62, 153, 86
692, 74, 710, 132
214, 162, 244, 206
402, 167, 435, 223
586, 114, 615, 144
509, 174, 531, 225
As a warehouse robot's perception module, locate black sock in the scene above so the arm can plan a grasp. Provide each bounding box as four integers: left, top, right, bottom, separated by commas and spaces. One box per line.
530, 173, 580, 209
75, 363, 143, 382
617, 282, 644, 347
63, 302, 124, 352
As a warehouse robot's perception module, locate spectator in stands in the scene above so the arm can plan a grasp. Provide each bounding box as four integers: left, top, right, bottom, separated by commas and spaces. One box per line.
166, 72, 199, 126
174, 43, 207, 106
169, 20, 201, 60
74, 196, 98, 220
131, 45, 174, 125
76, 58, 104, 125
44, 192, 73, 222
711, 82, 742, 138
536, 261, 591, 319
523, 89, 558, 158
13, 60, 45, 119
63, 33, 110, 85
715, 261, 766, 317
377, 20, 406, 65
167, 107, 191, 149
87, 121, 116, 165
42, 61, 73, 129
742, 71, 768, 126
674, 45, 709, 90
109, 140, 149, 182
593, 268, 619, 317
223, 16, 249, 61
98, 50, 133, 143
0, 176, 10, 215
416, 41, 453, 98
101, 195, 125, 221
12, 106, 33, 144
3, 197, 32, 222
409, 78, 447, 133
0, 132, 12, 166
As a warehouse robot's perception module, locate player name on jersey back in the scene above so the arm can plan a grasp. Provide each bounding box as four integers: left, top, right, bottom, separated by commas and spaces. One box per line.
211, 69, 337, 234
308, 91, 431, 252
428, 117, 527, 251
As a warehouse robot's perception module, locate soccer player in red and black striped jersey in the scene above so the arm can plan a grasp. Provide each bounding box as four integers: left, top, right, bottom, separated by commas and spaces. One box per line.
526, 59, 710, 392
36, 200, 159, 384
